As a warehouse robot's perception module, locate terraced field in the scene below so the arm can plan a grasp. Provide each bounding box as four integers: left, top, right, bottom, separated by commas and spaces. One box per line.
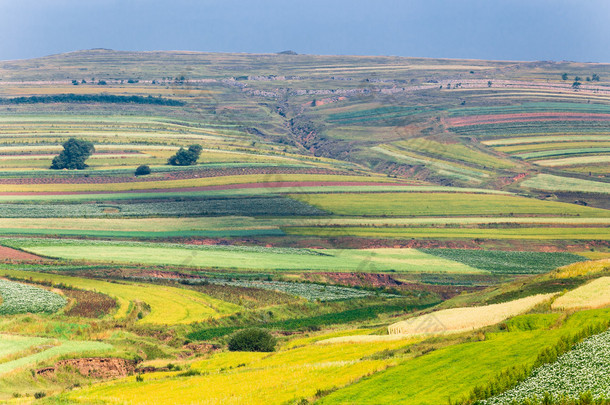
0, 269, 241, 324
3, 240, 484, 273
0, 50, 609, 403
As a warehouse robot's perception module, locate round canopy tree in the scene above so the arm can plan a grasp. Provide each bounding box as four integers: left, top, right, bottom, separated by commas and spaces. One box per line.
50, 138, 95, 170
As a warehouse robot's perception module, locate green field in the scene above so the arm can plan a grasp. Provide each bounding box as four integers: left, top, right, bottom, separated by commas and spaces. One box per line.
4, 240, 484, 273
520, 174, 610, 194
291, 193, 610, 217
285, 226, 610, 240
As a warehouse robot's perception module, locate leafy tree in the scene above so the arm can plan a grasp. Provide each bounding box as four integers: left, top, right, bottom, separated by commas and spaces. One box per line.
487, 81, 492, 87
228, 328, 276, 352
135, 165, 151, 176
561, 73, 569, 80
50, 138, 95, 170
592, 73, 600, 81
97, 80, 107, 85
71, 80, 79, 85
167, 144, 202, 166
572, 80, 582, 89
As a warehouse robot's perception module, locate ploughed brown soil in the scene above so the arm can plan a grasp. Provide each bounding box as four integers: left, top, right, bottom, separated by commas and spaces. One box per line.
0, 246, 48, 262
63, 289, 117, 318
36, 358, 136, 379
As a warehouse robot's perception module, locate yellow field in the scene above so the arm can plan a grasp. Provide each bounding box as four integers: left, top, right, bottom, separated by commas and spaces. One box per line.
318, 335, 417, 344
0, 270, 241, 324
574, 252, 610, 260
63, 340, 411, 404
552, 277, 610, 310
552, 259, 610, 279
388, 294, 555, 336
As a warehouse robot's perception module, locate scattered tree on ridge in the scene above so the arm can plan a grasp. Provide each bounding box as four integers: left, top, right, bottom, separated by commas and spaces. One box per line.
167, 144, 202, 166
50, 138, 95, 170
561, 73, 569, 80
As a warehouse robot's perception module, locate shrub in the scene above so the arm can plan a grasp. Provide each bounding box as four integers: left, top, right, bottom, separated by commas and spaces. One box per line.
228, 328, 276, 352
50, 138, 95, 170
135, 165, 151, 176
168, 144, 202, 166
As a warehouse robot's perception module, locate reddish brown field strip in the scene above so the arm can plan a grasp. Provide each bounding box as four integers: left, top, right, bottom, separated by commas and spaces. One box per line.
0, 181, 413, 196
0, 167, 344, 185
0, 246, 47, 261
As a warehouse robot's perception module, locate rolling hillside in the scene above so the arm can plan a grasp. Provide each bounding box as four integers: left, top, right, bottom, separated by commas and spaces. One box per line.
0, 50, 608, 403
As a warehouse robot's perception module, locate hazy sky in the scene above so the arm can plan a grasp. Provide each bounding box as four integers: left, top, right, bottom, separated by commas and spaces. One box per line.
1, 0, 609, 62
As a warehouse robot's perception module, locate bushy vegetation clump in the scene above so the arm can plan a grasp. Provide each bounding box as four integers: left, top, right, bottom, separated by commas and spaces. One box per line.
50, 138, 95, 170
168, 144, 203, 166
0, 94, 184, 105
135, 165, 151, 176
228, 328, 276, 352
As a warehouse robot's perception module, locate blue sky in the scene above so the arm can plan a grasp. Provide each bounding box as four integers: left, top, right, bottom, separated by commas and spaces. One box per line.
0, 0, 608, 62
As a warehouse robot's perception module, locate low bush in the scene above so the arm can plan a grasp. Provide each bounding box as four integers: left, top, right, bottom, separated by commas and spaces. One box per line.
228, 328, 276, 352
135, 165, 151, 176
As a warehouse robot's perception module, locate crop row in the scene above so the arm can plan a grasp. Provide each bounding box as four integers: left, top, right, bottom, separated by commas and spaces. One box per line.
534, 155, 610, 167
483, 330, 610, 404
0, 279, 66, 315
285, 226, 610, 241
189, 278, 383, 301
421, 249, 586, 275
520, 174, 610, 194
394, 138, 514, 169
1, 237, 326, 255
290, 192, 610, 217
483, 135, 610, 147
187, 301, 431, 340
496, 141, 610, 154
515, 147, 610, 159
447, 102, 610, 117
0, 196, 327, 217
451, 122, 610, 138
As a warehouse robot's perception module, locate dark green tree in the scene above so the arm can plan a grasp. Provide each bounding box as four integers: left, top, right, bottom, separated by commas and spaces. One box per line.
561, 73, 569, 80
228, 329, 276, 352
592, 73, 600, 81
135, 165, 151, 176
50, 138, 95, 170
167, 144, 202, 166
